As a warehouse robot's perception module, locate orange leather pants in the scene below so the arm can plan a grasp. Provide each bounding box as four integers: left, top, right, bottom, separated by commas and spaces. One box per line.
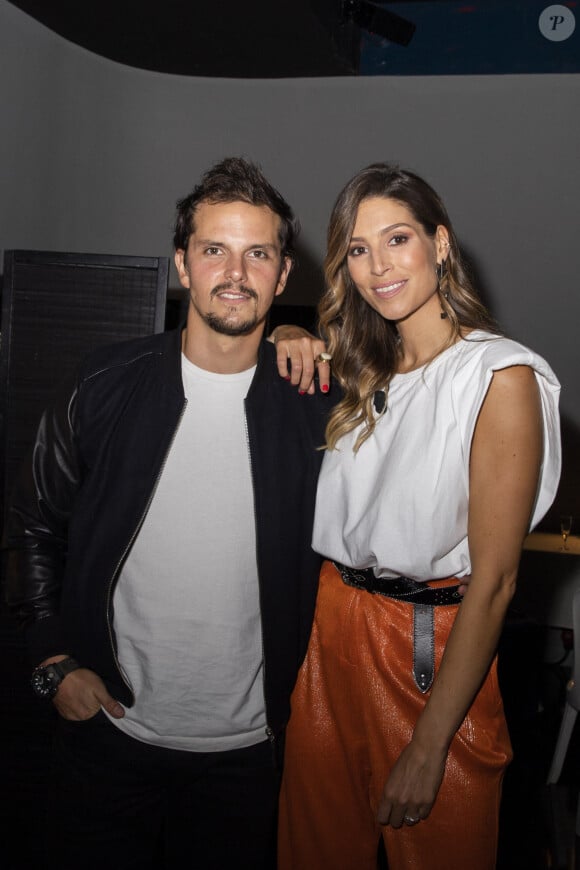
279, 561, 512, 870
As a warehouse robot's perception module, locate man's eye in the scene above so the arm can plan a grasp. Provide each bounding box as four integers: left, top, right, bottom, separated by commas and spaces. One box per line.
249, 250, 268, 259
204, 247, 221, 255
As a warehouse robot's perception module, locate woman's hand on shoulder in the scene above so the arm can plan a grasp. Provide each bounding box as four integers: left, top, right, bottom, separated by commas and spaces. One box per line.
268, 325, 331, 395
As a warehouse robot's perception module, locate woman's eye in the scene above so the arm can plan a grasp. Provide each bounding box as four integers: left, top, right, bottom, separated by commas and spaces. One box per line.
348, 246, 366, 257
389, 235, 409, 246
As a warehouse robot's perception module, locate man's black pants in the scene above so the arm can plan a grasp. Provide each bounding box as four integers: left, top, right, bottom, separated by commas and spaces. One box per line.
45, 711, 280, 869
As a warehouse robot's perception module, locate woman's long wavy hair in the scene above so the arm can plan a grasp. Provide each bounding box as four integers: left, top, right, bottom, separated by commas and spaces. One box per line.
320, 163, 498, 451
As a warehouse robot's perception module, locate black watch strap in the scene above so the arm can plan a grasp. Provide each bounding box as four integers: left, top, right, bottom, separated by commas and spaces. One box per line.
52, 657, 81, 680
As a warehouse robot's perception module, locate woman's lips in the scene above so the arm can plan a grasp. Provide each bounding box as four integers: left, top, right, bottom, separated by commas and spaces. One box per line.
372, 279, 407, 299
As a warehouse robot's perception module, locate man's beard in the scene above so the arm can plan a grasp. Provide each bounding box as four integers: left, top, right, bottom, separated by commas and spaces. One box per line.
192, 283, 263, 336
203, 310, 261, 336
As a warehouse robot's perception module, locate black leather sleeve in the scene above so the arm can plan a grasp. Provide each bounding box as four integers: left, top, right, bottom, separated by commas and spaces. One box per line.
3, 378, 82, 660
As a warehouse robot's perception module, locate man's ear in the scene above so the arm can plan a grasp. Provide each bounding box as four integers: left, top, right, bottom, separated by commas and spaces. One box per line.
174, 249, 189, 288
275, 256, 292, 298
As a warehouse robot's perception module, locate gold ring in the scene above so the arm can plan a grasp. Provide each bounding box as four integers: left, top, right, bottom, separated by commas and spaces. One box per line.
316, 353, 332, 363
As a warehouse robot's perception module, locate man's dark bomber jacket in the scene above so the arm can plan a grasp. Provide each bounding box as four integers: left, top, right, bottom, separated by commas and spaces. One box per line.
5, 328, 335, 738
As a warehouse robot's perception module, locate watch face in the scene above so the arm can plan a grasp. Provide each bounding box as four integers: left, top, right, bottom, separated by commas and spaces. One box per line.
31, 667, 59, 699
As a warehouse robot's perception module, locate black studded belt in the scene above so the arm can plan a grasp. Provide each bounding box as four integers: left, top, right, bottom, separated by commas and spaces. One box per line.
333, 562, 462, 694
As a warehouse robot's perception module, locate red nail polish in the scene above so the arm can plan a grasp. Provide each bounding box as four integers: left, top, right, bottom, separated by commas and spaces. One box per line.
284, 375, 291, 381
321, 384, 329, 393
298, 390, 306, 395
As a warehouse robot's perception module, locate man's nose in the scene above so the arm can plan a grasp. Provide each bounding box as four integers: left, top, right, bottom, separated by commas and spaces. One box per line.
224, 253, 247, 282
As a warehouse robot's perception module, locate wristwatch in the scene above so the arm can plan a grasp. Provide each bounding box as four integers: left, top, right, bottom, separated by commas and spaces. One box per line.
31, 657, 81, 699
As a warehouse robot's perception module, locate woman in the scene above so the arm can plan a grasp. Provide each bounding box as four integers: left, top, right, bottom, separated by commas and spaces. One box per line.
273, 164, 561, 869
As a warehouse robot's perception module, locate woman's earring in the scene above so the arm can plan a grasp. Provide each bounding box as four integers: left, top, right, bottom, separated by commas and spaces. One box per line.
437, 260, 449, 319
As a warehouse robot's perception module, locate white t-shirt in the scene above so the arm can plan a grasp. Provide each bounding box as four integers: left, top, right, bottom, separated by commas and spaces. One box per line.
109, 354, 267, 751
313, 332, 561, 581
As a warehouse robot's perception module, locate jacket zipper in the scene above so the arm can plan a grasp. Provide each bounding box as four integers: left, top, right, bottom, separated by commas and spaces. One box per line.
244, 400, 275, 758
105, 398, 188, 699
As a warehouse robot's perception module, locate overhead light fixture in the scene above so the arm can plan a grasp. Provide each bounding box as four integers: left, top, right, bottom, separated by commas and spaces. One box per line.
342, 0, 416, 46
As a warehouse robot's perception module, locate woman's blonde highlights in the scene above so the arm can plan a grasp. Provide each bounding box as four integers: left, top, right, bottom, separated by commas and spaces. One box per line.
319, 164, 497, 451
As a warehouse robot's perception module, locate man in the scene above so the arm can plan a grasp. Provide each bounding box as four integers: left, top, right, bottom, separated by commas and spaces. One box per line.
4, 158, 332, 869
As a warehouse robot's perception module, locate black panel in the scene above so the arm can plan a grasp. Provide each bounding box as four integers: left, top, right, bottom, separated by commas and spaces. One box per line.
0, 250, 169, 517
6, 0, 355, 77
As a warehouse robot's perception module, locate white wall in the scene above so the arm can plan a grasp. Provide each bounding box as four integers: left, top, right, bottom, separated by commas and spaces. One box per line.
1, 0, 579, 432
